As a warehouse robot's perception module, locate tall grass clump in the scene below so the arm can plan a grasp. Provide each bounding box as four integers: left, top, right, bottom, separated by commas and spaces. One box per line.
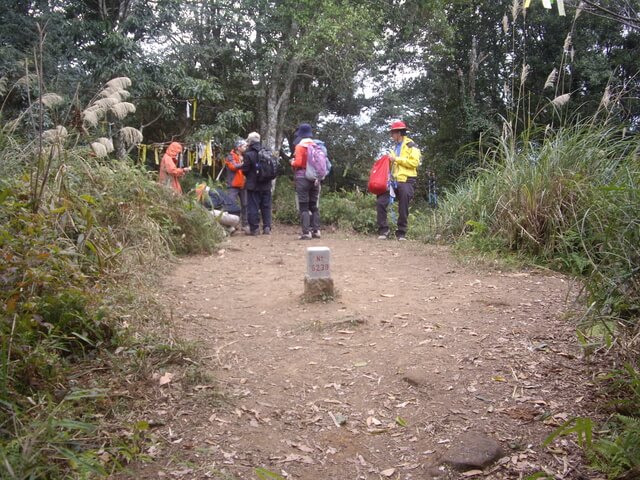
1, 69, 223, 476
0, 152, 223, 477
428, 119, 639, 477
430, 120, 639, 328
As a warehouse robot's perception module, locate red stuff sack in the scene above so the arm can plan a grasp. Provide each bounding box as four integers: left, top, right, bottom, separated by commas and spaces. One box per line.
368, 155, 391, 195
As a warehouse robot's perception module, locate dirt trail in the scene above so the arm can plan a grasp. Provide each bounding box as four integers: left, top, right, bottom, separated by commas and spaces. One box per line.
127, 226, 597, 480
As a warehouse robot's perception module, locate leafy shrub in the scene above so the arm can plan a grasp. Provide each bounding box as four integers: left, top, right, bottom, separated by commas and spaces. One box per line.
320, 189, 377, 234
273, 178, 377, 233
0, 151, 223, 477
590, 414, 640, 479
272, 177, 299, 224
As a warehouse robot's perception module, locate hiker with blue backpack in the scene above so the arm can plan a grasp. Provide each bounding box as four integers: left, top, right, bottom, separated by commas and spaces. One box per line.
290, 123, 331, 240
241, 132, 277, 236
376, 121, 421, 241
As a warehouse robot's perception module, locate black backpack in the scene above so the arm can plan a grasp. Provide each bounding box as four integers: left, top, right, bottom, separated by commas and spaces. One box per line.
256, 147, 279, 182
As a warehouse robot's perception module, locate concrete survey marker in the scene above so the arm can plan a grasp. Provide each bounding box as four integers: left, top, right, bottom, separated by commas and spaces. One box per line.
304, 246, 334, 301
306, 246, 331, 278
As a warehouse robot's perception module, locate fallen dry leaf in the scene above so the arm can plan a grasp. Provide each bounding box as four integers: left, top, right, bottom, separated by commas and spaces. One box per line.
282, 453, 314, 464
380, 468, 396, 476
158, 372, 174, 386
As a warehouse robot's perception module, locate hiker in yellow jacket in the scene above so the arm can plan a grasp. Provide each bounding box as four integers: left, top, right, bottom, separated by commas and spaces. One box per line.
376, 121, 421, 241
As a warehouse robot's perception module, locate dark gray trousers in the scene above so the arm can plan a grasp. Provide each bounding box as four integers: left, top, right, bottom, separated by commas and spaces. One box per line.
376, 178, 416, 237
295, 176, 320, 234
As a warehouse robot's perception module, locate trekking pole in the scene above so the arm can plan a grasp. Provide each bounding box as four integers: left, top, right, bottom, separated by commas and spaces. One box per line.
216, 164, 226, 182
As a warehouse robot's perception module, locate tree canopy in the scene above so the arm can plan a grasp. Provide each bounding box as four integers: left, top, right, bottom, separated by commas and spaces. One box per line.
1, 0, 638, 187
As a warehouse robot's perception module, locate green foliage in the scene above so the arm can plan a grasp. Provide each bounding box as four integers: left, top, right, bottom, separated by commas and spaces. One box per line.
590, 415, 640, 478
273, 178, 377, 233
544, 417, 593, 449
320, 190, 377, 234
272, 177, 299, 225
600, 363, 640, 418
542, 407, 640, 479
0, 141, 223, 477
255, 467, 287, 480
428, 120, 639, 325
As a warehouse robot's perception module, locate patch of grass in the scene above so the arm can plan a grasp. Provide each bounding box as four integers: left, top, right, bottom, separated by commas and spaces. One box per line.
0, 153, 223, 477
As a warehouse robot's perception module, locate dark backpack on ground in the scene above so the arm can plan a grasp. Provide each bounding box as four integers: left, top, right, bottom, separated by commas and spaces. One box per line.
204, 187, 241, 215
256, 148, 279, 182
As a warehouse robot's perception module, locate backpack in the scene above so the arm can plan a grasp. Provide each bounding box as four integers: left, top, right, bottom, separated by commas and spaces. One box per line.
203, 187, 242, 215
305, 141, 331, 181
368, 155, 391, 195
256, 147, 279, 182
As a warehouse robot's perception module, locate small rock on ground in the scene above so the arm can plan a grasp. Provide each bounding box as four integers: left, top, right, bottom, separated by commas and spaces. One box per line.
440, 431, 504, 471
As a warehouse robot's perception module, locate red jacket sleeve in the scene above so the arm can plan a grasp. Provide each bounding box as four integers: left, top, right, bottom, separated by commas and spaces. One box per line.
163, 155, 186, 177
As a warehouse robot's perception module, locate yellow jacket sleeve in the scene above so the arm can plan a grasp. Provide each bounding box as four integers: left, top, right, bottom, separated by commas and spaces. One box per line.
390, 136, 421, 181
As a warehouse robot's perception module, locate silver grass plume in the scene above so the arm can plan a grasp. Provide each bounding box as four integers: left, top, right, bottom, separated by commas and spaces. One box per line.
90, 142, 108, 158
105, 77, 132, 90
93, 97, 119, 110
39, 93, 64, 108
563, 33, 572, 52
47, 144, 63, 160
96, 137, 114, 153
110, 102, 136, 120
502, 15, 509, 34
551, 93, 571, 107
600, 85, 611, 109
110, 89, 130, 100
544, 68, 558, 90
0, 76, 7, 96
520, 63, 530, 86
119, 127, 143, 147
42, 125, 68, 144
99, 86, 130, 101
511, 0, 520, 20
82, 110, 100, 128
16, 74, 38, 86
575, 2, 584, 19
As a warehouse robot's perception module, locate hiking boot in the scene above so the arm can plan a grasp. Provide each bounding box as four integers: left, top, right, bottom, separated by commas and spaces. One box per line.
263, 227, 271, 235
397, 236, 407, 241
245, 229, 259, 236
242, 226, 251, 234
298, 233, 312, 240
312, 230, 321, 239
377, 234, 389, 240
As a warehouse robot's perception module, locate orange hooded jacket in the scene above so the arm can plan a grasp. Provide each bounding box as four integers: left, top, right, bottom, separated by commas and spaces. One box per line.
225, 149, 246, 189
158, 142, 186, 194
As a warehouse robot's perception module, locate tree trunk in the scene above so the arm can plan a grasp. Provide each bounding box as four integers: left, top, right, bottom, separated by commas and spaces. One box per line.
259, 21, 301, 152
262, 57, 300, 151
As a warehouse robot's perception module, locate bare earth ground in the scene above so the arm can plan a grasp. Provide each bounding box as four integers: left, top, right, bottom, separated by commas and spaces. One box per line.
119, 226, 602, 480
